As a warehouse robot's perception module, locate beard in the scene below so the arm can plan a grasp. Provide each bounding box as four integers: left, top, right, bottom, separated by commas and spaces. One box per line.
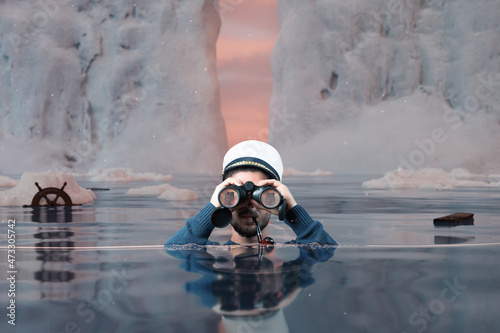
231, 207, 270, 238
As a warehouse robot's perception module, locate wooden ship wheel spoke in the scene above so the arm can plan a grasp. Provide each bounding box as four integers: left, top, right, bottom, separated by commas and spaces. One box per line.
25, 182, 73, 207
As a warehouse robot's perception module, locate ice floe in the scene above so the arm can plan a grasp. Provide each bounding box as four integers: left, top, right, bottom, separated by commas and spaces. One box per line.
0, 175, 18, 188
362, 168, 500, 190
283, 168, 333, 176
126, 184, 198, 201
0, 171, 96, 206
86, 168, 173, 183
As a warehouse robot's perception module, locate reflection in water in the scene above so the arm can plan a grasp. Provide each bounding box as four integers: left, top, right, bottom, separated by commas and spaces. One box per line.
31, 207, 77, 298
30, 206, 74, 223
1, 175, 498, 332
166, 244, 335, 332
434, 235, 476, 245
34, 236, 75, 283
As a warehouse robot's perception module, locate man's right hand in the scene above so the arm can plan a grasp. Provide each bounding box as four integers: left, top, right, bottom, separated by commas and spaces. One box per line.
209, 178, 244, 207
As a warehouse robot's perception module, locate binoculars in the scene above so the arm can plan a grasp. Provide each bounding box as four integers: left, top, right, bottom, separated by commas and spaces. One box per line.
219, 181, 282, 210
211, 181, 286, 228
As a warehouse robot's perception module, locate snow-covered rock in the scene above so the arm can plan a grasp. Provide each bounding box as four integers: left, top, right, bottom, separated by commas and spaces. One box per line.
0, 0, 227, 174
0, 171, 96, 206
270, 0, 500, 175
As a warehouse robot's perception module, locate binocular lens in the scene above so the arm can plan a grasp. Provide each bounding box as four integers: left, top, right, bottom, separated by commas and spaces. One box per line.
260, 188, 281, 209
218, 182, 282, 210
219, 188, 240, 208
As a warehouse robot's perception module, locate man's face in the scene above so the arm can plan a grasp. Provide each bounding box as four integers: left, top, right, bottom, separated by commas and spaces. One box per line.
229, 171, 272, 238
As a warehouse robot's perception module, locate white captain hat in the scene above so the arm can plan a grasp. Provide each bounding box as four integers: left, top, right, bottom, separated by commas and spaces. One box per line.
222, 140, 283, 181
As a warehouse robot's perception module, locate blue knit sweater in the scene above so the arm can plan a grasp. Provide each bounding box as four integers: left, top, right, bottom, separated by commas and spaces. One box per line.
165, 203, 338, 246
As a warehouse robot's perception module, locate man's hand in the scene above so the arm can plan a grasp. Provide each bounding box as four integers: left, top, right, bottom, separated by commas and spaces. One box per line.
255, 179, 298, 214
209, 177, 244, 207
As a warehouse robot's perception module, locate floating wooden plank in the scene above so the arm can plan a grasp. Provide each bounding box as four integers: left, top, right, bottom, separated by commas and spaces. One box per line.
433, 212, 474, 227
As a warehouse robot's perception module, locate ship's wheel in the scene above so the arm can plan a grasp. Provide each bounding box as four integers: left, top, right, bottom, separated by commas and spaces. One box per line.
26, 182, 73, 207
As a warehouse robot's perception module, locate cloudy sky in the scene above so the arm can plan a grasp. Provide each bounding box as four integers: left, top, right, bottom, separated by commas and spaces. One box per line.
216, 0, 279, 147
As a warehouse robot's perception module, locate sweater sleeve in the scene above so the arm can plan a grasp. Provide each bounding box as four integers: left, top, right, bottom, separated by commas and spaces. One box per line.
284, 205, 338, 246
165, 203, 221, 245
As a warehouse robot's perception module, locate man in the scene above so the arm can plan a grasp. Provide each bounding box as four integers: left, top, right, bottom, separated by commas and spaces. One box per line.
165, 140, 337, 246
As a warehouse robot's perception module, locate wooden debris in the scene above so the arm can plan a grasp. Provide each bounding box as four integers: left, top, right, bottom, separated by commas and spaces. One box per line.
433, 212, 474, 227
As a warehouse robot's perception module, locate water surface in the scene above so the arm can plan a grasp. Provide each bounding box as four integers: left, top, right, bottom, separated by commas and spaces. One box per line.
0, 174, 499, 332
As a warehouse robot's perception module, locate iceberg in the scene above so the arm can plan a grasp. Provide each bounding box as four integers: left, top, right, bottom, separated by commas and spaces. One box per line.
270, 0, 500, 175
0, 0, 227, 174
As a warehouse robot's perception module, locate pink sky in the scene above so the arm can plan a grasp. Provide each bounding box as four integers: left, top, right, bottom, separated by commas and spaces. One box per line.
216, 0, 279, 148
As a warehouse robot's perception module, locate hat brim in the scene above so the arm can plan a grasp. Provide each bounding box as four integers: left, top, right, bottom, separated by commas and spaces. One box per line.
222, 157, 281, 181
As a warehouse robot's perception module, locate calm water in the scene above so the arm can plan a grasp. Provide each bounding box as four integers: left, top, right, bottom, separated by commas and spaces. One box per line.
0, 174, 499, 333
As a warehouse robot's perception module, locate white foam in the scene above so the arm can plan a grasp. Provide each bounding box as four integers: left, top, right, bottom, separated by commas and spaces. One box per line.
362, 168, 500, 190
126, 183, 198, 201
0, 171, 96, 206
86, 168, 173, 183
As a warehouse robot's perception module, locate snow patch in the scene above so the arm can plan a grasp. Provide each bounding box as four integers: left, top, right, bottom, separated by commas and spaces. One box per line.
0, 171, 96, 206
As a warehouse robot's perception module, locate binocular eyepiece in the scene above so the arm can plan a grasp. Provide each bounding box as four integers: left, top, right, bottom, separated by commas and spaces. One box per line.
218, 181, 282, 210
211, 181, 287, 229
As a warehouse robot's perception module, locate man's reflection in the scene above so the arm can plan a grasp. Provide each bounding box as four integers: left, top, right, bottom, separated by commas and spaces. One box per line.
166, 243, 335, 332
